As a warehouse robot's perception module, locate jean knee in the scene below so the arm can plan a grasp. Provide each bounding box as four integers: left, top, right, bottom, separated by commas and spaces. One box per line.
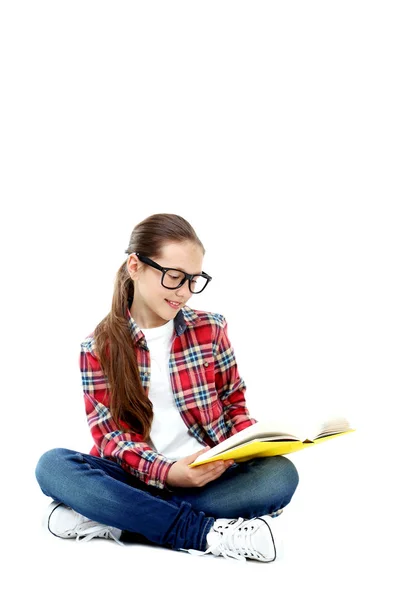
35, 448, 71, 492
280, 455, 300, 496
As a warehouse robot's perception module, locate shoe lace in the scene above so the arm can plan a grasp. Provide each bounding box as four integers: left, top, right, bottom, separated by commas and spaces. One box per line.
74, 521, 124, 546
188, 517, 267, 562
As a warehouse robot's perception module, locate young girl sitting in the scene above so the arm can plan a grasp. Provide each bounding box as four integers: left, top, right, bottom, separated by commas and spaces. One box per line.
35, 212, 299, 562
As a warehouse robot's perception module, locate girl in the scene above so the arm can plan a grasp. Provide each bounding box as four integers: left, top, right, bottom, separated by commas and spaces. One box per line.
35, 213, 299, 562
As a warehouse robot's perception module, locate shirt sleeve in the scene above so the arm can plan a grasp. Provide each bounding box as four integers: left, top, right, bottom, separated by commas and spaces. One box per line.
214, 316, 258, 435
80, 341, 175, 490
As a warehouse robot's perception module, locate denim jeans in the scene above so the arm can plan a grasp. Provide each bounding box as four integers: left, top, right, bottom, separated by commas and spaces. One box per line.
35, 448, 300, 553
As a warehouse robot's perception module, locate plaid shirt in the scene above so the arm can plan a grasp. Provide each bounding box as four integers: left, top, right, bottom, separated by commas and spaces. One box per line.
80, 305, 257, 490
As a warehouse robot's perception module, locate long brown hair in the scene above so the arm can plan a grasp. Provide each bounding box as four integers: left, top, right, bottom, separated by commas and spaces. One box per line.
93, 213, 205, 440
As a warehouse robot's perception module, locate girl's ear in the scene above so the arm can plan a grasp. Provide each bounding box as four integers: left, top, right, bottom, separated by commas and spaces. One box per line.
127, 254, 141, 279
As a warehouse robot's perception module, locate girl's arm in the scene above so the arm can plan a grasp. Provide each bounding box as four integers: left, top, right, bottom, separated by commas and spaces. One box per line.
80, 345, 175, 490
214, 316, 258, 436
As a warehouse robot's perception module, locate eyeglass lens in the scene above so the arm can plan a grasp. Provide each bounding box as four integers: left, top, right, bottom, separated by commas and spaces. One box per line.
162, 270, 207, 293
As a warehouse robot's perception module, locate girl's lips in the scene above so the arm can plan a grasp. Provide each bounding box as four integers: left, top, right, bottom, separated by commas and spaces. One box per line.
165, 299, 181, 308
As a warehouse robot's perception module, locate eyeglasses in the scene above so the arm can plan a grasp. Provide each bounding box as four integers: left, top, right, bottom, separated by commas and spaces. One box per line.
132, 253, 212, 294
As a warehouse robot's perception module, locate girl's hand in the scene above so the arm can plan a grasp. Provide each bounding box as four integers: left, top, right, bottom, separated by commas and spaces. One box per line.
166, 446, 234, 488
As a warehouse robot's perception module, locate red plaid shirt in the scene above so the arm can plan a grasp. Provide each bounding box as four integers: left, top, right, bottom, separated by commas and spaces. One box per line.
80, 305, 257, 490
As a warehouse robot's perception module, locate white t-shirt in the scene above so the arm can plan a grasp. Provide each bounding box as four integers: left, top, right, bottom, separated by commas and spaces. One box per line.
141, 319, 205, 461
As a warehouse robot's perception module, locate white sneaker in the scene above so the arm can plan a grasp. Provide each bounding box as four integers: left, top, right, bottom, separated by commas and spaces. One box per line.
45, 501, 124, 545
187, 515, 280, 562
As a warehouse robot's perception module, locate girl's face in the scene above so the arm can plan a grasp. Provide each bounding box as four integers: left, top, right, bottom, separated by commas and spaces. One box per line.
127, 241, 204, 329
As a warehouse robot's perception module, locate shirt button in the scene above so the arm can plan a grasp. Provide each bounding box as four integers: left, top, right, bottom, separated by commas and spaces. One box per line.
204, 361, 209, 367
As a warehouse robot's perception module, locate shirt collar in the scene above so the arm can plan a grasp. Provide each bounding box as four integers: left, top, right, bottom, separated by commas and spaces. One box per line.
126, 304, 200, 346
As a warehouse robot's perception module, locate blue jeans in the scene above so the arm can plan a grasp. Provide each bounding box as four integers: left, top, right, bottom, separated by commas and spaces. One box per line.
35, 448, 299, 552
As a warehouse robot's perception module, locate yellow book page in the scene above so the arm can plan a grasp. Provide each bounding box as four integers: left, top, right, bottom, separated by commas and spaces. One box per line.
189, 430, 355, 467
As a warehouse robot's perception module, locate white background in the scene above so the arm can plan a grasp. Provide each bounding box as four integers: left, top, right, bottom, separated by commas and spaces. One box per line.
1, 1, 398, 598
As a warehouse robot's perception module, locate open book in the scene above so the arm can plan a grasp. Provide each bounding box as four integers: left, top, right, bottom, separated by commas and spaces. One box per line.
189, 415, 355, 467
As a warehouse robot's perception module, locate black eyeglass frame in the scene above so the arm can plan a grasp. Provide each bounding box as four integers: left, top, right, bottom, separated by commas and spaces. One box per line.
133, 253, 212, 294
